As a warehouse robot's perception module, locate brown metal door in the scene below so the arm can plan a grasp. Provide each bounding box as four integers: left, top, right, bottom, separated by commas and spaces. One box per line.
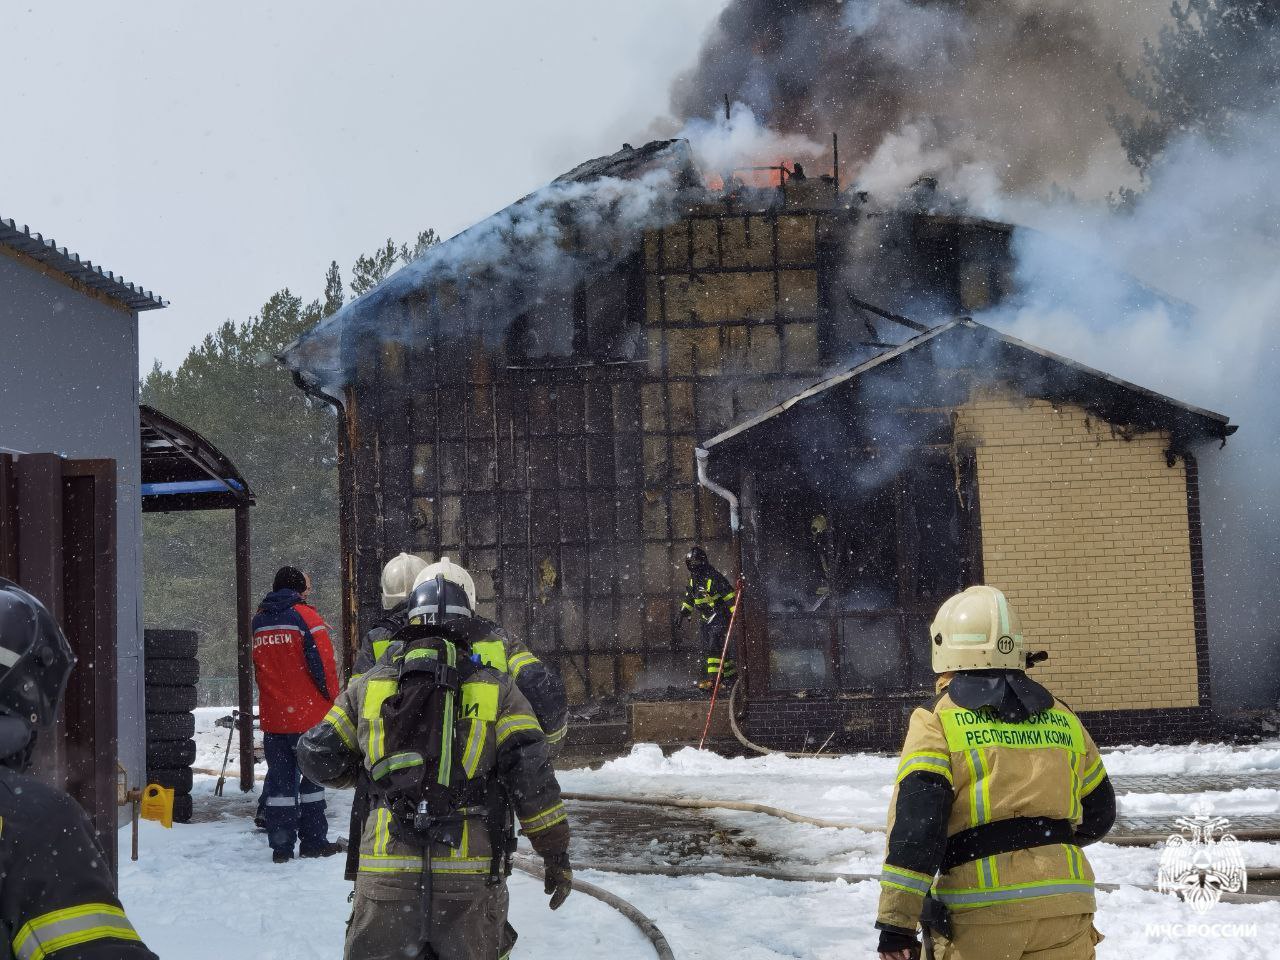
0, 453, 120, 874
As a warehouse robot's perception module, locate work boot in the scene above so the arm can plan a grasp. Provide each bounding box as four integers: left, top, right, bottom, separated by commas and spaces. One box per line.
299, 838, 346, 859
272, 849, 293, 864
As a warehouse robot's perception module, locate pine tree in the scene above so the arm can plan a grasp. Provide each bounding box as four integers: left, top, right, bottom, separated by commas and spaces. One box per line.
1110, 0, 1280, 174
349, 229, 441, 297
140, 233, 436, 698
323, 261, 344, 317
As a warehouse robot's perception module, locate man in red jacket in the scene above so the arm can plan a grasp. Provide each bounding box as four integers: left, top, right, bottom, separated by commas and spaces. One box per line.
251, 566, 343, 863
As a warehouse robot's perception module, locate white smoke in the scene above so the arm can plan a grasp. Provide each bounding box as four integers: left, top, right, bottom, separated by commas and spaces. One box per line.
678, 102, 824, 182
854, 120, 1004, 213
979, 106, 1280, 707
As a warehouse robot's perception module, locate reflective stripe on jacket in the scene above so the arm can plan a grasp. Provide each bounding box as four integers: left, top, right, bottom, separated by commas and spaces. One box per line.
877, 678, 1111, 931
353, 616, 569, 751
297, 651, 569, 881
251, 591, 339, 733
0, 768, 156, 959
682, 569, 735, 624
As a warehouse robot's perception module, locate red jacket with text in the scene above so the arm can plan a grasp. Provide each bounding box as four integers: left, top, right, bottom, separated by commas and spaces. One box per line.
251, 588, 339, 733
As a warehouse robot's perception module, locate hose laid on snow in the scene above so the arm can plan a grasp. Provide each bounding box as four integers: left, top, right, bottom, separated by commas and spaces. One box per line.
513, 856, 676, 960
556, 858, 1280, 905
727, 678, 843, 759
562, 791, 880, 831
562, 793, 1280, 846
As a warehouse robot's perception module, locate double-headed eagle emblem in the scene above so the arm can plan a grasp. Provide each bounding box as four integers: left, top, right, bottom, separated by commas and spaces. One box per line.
1157, 800, 1248, 914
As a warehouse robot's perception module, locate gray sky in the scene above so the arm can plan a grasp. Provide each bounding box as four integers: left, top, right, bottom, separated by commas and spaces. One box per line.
1, 1, 727, 372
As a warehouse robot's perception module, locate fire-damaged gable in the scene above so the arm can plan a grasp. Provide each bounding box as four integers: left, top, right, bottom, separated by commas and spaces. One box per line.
702, 319, 1234, 749
281, 139, 1034, 716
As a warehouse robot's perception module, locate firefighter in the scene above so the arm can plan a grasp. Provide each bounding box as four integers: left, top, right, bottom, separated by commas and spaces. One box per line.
350, 552, 429, 678
0, 578, 157, 958
875, 586, 1116, 960
298, 564, 572, 960
344, 555, 569, 883
355, 557, 569, 751
677, 546, 738, 690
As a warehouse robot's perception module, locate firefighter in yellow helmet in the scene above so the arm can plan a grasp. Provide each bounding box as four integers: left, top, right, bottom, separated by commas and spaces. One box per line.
875, 586, 1116, 960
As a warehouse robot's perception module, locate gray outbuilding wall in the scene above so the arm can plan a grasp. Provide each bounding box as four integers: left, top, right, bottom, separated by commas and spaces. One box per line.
0, 249, 146, 786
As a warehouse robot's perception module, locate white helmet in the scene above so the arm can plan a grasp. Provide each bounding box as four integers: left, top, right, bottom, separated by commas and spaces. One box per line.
930, 585, 1025, 673
381, 553, 427, 610
413, 557, 477, 612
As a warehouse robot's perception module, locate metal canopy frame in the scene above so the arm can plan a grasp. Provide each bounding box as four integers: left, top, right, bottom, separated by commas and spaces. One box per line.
138, 405, 256, 790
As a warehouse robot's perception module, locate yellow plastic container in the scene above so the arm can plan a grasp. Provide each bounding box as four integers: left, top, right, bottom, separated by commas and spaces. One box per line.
140, 784, 174, 829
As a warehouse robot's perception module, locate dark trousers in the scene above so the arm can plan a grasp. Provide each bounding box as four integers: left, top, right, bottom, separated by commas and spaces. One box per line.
263, 731, 329, 854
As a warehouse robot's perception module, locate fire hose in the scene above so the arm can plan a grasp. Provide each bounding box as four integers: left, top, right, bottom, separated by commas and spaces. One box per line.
513, 855, 676, 960
560, 792, 1280, 848
548, 858, 1280, 904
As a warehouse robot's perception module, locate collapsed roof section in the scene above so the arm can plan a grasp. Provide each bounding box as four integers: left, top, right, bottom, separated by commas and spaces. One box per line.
702, 318, 1235, 473
280, 139, 701, 397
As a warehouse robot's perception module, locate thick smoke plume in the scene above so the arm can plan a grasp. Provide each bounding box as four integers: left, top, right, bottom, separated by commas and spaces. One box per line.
673, 1, 1280, 707
671, 0, 1165, 199
981, 106, 1280, 708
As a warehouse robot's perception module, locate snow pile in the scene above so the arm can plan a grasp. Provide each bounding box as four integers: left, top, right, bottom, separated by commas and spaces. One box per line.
1118, 787, 1280, 818
1104, 741, 1280, 777
560, 743, 895, 825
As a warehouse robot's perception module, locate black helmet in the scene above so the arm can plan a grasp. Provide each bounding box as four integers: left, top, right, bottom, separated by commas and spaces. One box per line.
685, 546, 709, 571
0, 579, 75, 762
406, 574, 474, 626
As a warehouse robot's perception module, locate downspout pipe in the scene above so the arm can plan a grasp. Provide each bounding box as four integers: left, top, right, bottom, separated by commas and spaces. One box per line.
288, 369, 356, 677
695, 447, 738, 532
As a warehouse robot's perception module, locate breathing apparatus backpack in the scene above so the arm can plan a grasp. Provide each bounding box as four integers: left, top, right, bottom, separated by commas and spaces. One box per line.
368, 621, 515, 881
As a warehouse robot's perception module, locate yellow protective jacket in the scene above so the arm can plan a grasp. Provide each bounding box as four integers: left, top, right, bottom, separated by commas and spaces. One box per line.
876, 676, 1115, 935
298, 646, 569, 883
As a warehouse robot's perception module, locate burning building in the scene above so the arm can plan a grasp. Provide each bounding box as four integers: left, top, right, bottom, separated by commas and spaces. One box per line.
282, 138, 1232, 747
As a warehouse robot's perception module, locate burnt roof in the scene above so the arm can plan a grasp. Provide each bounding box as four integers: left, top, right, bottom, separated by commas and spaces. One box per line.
554, 139, 700, 186
280, 139, 698, 394
703, 318, 1235, 460
0, 216, 167, 312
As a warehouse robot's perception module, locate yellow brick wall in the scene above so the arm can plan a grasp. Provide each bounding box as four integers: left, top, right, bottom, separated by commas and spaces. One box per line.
956, 389, 1200, 711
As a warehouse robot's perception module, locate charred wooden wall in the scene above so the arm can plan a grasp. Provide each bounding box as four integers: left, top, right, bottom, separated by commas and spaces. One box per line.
341, 185, 1013, 704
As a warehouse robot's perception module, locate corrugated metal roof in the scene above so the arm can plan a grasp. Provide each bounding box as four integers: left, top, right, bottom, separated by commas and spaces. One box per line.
0, 216, 167, 311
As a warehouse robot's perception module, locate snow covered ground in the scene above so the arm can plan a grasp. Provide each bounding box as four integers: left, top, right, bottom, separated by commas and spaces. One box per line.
115, 713, 1280, 957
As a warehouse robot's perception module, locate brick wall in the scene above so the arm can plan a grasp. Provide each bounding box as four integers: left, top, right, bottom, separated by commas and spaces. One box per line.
955, 388, 1202, 712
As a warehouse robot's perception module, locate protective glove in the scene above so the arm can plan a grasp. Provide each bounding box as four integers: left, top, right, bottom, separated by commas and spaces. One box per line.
875, 927, 920, 960
543, 851, 572, 910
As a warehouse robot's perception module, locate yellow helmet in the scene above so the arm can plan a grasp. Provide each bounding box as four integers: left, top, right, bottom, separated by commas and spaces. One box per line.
929, 585, 1025, 673
381, 553, 428, 610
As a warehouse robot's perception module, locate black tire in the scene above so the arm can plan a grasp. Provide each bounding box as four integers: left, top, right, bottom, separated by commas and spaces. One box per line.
146, 712, 195, 742
172, 793, 193, 824
146, 767, 193, 794
146, 738, 196, 767
145, 657, 199, 686
145, 685, 198, 714
144, 629, 199, 659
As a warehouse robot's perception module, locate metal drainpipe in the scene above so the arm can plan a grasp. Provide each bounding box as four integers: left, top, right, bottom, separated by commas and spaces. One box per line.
290, 370, 356, 677
695, 447, 741, 584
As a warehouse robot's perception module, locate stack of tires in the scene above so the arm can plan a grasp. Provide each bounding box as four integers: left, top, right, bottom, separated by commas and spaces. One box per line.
143, 629, 198, 824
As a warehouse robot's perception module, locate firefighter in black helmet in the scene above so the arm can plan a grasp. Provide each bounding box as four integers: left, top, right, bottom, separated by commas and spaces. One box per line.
677, 547, 738, 690
0, 578, 157, 959
297, 560, 571, 960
